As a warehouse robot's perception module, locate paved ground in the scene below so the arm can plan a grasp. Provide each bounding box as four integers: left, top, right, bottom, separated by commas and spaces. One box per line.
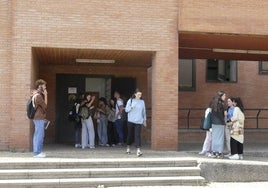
0, 142, 268, 187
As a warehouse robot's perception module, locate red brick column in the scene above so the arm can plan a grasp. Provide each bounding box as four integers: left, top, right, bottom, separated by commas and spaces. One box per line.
151, 49, 179, 150
0, 1, 12, 150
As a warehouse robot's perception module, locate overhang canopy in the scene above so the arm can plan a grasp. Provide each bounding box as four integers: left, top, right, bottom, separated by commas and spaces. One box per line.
33, 47, 153, 68
179, 33, 268, 61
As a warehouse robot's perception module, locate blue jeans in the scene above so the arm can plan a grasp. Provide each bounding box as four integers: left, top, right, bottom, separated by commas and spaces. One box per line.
115, 119, 124, 143
97, 115, 108, 145
33, 120, 45, 156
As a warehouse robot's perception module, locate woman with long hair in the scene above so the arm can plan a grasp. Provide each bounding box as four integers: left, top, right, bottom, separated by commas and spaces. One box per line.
208, 91, 227, 158
228, 97, 245, 160
125, 88, 147, 157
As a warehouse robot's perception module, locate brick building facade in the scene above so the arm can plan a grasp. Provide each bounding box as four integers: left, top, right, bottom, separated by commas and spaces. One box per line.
1, 0, 268, 151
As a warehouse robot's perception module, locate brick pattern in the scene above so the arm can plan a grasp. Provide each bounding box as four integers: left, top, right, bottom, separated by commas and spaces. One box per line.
1, 0, 268, 151
178, 0, 268, 35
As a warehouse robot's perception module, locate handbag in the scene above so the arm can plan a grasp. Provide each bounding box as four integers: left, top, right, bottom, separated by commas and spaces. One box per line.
200, 111, 212, 130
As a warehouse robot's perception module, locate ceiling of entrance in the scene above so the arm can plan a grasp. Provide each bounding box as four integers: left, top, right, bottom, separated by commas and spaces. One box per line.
33, 48, 154, 68
179, 33, 268, 61
33, 33, 268, 67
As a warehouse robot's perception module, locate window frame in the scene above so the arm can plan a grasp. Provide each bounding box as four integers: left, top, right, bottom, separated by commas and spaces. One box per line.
179, 59, 196, 92
206, 59, 238, 83
259, 61, 268, 75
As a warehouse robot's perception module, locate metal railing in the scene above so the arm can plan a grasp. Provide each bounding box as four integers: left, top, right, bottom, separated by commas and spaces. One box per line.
179, 107, 268, 129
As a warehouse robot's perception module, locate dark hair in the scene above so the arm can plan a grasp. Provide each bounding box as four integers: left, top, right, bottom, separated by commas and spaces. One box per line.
99, 97, 107, 105
233, 97, 244, 112
132, 88, 141, 98
83, 92, 91, 100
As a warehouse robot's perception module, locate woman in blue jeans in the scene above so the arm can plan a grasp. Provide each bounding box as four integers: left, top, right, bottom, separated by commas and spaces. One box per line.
125, 88, 147, 157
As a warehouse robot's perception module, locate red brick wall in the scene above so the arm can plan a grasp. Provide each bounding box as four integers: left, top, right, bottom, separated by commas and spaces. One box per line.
1, 0, 268, 151
0, 1, 11, 149
179, 60, 268, 129
178, 0, 268, 35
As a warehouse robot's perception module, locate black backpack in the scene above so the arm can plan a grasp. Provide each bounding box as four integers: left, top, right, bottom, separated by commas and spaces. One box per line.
26, 95, 37, 119
68, 103, 81, 123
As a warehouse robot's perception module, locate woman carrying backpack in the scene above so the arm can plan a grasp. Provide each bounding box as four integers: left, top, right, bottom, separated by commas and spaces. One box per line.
125, 88, 147, 157
80, 93, 95, 149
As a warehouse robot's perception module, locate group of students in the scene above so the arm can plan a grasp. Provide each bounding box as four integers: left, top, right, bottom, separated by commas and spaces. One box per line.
70, 89, 147, 157
199, 91, 245, 160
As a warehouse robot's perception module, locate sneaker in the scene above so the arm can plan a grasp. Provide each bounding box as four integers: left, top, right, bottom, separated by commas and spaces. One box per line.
105, 144, 110, 147
239, 154, 244, 160
34, 152, 46, 158
89, 146, 95, 149
126, 146, 131, 154
198, 151, 206, 155
224, 153, 231, 158
75, 144, 81, 148
207, 152, 216, 158
137, 148, 143, 157
112, 144, 116, 147
229, 154, 239, 160
216, 153, 224, 159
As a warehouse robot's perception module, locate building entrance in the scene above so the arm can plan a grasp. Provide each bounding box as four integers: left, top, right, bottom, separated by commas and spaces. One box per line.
55, 74, 136, 144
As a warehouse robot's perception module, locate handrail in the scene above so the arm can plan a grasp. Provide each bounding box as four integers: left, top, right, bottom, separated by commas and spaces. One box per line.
179, 107, 268, 129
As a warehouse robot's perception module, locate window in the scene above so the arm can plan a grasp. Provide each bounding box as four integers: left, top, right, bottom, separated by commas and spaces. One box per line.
259, 61, 268, 74
206, 59, 237, 82
179, 59, 196, 91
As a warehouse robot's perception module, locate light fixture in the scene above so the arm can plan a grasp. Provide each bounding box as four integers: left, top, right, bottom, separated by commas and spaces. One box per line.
75, 59, 115, 64
213, 48, 268, 55
212, 48, 247, 54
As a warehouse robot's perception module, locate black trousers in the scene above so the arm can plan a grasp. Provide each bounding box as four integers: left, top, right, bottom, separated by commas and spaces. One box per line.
230, 137, 243, 155
126, 122, 142, 148
107, 121, 117, 145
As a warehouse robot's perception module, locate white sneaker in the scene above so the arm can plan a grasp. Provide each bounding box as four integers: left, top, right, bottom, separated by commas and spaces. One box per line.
126, 146, 131, 154
229, 154, 239, 160
239, 154, 244, 160
75, 144, 81, 148
137, 148, 143, 157
34, 152, 46, 158
198, 151, 206, 155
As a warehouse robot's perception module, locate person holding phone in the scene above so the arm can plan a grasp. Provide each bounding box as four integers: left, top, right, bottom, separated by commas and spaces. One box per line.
125, 88, 147, 157
32, 79, 48, 158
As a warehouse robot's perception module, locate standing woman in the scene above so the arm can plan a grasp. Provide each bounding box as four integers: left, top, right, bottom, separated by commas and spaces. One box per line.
209, 91, 227, 158
229, 97, 245, 160
125, 88, 147, 157
95, 97, 109, 146
225, 97, 235, 155
107, 99, 117, 147
80, 93, 95, 149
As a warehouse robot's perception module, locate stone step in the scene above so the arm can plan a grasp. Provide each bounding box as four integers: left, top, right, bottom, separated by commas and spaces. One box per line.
0, 176, 206, 188
0, 166, 201, 179
0, 157, 197, 169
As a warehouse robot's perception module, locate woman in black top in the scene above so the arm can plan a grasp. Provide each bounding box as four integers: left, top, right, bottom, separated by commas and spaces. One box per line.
208, 91, 227, 158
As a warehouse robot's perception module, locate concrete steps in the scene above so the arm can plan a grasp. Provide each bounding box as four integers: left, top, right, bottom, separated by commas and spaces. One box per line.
0, 158, 206, 187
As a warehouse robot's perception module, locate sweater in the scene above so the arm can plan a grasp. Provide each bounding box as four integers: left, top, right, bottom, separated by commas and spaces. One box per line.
125, 98, 146, 125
